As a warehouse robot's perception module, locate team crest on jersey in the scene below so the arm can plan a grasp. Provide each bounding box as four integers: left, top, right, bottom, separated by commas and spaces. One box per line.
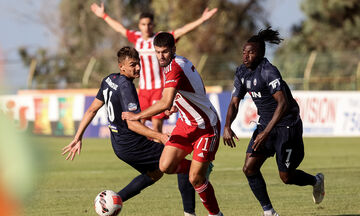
253, 78, 257, 86
246, 80, 251, 89
128, 103, 137, 111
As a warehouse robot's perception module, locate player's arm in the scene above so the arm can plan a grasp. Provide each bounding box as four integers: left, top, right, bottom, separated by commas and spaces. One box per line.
173, 7, 218, 39
252, 91, 288, 151
126, 120, 168, 144
62, 98, 104, 161
122, 87, 176, 121
223, 96, 241, 148
90, 2, 127, 37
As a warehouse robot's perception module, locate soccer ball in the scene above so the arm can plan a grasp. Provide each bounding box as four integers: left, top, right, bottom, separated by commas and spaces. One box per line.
94, 190, 122, 216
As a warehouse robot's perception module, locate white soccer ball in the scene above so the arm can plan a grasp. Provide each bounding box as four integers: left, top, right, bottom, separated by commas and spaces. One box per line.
94, 190, 122, 216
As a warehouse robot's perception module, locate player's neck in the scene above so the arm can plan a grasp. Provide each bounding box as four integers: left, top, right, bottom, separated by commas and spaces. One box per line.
141, 33, 154, 40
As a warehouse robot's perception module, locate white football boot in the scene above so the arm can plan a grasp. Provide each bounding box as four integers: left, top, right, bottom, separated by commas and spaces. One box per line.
313, 173, 325, 204
209, 211, 223, 216
263, 208, 279, 216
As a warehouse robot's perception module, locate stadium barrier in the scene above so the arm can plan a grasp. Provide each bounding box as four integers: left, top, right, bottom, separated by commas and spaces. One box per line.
0, 90, 359, 137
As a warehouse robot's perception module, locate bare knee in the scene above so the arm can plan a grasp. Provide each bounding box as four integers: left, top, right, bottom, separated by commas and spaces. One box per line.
189, 172, 206, 187
159, 162, 175, 174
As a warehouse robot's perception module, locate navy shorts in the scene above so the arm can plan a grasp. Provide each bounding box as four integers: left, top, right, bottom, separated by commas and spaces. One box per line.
111, 133, 164, 174
246, 119, 305, 172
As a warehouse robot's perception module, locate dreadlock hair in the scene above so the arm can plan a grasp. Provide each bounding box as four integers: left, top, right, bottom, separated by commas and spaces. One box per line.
247, 27, 283, 57
117, 46, 139, 64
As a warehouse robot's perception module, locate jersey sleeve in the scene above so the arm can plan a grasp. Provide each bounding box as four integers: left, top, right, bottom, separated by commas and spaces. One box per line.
232, 67, 246, 99
118, 82, 141, 114
126, 30, 137, 44
95, 78, 106, 102
263, 65, 283, 95
164, 64, 182, 89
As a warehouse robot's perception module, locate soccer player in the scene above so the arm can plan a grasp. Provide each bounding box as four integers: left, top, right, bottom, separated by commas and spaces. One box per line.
122, 32, 223, 216
223, 28, 325, 216
91, 2, 217, 134
62, 47, 197, 216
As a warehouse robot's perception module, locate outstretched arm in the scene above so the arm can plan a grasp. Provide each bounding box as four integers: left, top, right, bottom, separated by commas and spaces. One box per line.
122, 87, 176, 121
62, 98, 104, 160
173, 7, 218, 39
90, 2, 127, 37
223, 96, 241, 148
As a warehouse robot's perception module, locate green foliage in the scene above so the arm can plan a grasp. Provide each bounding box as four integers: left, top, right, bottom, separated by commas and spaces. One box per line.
151, 0, 266, 85
19, 0, 267, 89
24, 136, 360, 215
274, 0, 360, 90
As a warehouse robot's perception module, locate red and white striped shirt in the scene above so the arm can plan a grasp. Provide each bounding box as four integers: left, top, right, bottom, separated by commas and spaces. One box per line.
163, 55, 219, 129
126, 30, 165, 90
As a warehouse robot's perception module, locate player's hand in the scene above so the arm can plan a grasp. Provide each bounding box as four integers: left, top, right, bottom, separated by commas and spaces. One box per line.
62, 138, 82, 161
164, 106, 178, 116
90, 2, 105, 18
159, 133, 170, 145
223, 126, 238, 148
252, 131, 269, 151
122, 112, 139, 121
201, 8, 218, 22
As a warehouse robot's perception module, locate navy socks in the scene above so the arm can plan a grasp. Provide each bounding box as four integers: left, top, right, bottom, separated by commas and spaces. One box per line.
246, 172, 273, 211
118, 174, 155, 202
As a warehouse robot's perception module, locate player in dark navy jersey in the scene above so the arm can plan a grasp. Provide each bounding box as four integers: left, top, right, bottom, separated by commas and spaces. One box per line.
62, 47, 196, 216
223, 28, 325, 216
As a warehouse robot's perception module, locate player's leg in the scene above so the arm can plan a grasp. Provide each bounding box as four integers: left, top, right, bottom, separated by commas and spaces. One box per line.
177, 173, 196, 216
243, 127, 277, 215
190, 124, 222, 216
116, 138, 164, 202
189, 160, 222, 216
243, 153, 276, 215
117, 169, 163, 202
160, 123, 196, 215
276, 120, 324, 204
159, 145, 190, 174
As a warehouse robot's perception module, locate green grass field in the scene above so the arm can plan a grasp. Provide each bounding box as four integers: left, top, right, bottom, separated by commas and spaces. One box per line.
23, 136, 360, 216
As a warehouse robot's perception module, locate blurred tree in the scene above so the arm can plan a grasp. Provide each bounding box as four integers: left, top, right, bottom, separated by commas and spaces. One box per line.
19, 0, 268, 89
152, 0, 266, 88
274, 0, 360, 90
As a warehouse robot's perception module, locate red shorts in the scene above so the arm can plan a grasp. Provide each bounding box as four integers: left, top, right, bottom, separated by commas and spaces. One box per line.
138, 88, 166, 120
166, 120, 220, 162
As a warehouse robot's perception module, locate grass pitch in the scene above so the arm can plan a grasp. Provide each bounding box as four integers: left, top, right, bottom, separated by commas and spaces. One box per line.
23, 136, 360, 216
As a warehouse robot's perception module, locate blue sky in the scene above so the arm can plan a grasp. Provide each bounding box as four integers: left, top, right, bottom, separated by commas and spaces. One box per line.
0, 0, 304, 93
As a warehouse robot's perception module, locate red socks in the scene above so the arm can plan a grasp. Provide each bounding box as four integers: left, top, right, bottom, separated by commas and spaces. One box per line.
194, 180, 220, 215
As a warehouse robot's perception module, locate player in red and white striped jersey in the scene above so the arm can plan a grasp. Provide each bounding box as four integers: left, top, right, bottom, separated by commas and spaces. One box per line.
122, 33, 223, 216
91, 3, 217, 134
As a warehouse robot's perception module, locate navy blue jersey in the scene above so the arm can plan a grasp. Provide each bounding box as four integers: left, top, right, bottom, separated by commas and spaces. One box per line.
96, 73, 146, 146
232, 58, 300, 126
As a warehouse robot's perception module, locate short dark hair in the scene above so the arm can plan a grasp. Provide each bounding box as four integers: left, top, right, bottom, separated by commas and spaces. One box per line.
117, 46, 139, 63
247, 27, 283, 57
139, 12, 154, 22
153, 32, 175, 48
